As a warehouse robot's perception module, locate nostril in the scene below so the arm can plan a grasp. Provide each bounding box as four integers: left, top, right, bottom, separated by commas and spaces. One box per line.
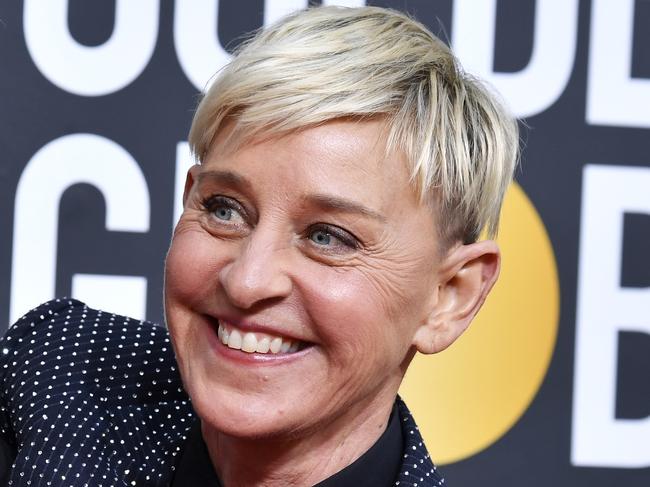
217, 257, 292, 310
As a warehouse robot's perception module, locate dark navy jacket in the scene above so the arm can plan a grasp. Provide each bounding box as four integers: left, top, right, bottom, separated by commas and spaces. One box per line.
0, 299, 446, 486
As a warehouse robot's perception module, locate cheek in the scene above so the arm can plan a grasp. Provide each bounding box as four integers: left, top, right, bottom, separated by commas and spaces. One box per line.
299, 266, 411, 362
165, 230, 221, 307
299, 249, 437, 366
164, 231, 222, 365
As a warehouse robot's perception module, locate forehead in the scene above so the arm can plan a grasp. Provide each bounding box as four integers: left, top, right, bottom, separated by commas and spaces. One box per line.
201, 119, 422, 215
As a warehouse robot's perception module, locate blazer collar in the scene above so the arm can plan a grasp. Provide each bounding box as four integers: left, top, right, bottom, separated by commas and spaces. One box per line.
396, 397, 447, 486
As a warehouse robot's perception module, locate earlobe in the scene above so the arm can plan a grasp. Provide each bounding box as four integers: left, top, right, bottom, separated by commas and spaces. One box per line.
413, 240, 500, 355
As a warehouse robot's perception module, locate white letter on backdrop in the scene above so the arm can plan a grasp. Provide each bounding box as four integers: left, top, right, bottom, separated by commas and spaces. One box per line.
572, 164, 650, 468
175, 0, 365, 92
10, 134, 150, 323
587, 0, 650, 128
264, 0, 365, 25
174, 0, 232, 92
23, 0, 159, 96
71, 274, 148, 322
174, 142, 194, 227
452, 0, 578, 118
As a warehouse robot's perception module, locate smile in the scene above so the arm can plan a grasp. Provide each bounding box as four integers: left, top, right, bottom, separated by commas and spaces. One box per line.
217, 320, 302, 355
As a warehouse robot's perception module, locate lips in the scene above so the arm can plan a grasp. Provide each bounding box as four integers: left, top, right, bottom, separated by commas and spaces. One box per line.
217, 320, 303, 355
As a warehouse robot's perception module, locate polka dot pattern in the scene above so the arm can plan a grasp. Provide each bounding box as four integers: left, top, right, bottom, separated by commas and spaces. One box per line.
395, 398, 446, 486
0, 299, 195, 486
0, 299, 446, 486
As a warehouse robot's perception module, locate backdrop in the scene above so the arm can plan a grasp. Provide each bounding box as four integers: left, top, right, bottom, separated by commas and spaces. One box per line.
1, 0, 649, 485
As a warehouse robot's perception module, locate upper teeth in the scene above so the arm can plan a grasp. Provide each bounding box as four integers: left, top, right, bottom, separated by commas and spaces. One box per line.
217, 321, 300, 355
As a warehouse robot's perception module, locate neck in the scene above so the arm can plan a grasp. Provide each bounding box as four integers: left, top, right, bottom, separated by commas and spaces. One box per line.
201, 393, 395, 487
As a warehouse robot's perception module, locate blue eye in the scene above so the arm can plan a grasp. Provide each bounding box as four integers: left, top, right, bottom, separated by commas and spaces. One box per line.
310, 229, 332, 246
307, 225, 359, 251
201, 195, 246, 224
214, 206, 233, 221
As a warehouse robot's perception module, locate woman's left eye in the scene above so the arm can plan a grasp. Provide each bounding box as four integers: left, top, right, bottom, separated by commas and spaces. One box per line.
310, 229, 333, 246
214, 206, 233, 221
307, 225, 358, 251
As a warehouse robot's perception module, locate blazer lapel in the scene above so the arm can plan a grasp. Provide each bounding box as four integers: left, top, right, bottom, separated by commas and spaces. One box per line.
396, 398, 447, 486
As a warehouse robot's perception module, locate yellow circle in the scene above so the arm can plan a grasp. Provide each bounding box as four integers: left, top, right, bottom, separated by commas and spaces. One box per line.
399, 183, 559, 464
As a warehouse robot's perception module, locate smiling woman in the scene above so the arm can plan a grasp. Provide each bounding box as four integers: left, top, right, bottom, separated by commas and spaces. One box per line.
167, 119, 443, 447
0, 5, 518, 487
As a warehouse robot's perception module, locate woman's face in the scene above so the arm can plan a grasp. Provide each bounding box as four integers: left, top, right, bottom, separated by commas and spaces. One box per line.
165, 119, 442, 440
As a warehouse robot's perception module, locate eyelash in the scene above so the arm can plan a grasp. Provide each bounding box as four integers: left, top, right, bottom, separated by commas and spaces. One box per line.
201, 195, 246, 221
199, 193, 361, 250
306, 224, 360, 250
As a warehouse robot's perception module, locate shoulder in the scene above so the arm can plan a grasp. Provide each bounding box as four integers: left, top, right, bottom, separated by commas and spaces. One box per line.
0, 298, 181, 405
0, 298, 167, 362
0, 298, 82, 355
0, 299, 196, 486
396, 397, 446, 486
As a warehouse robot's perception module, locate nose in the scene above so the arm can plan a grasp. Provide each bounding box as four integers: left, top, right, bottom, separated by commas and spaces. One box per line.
218, 230, 293, 309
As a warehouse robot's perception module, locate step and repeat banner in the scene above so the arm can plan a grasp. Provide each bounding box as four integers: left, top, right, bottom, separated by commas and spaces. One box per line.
0, 0, 648, 485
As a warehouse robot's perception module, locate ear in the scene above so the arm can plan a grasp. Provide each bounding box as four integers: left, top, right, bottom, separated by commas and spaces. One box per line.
412, 240, 500, 354
182, 164, 200, 207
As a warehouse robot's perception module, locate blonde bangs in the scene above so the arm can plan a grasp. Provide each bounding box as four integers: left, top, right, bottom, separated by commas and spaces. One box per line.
189, 6, 518, 243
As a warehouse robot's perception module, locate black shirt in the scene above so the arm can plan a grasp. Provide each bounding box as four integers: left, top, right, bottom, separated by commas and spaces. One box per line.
172, 403, 403, 487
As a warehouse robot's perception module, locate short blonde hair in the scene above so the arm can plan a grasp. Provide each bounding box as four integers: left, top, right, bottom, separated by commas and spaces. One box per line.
189, 6, 518, 244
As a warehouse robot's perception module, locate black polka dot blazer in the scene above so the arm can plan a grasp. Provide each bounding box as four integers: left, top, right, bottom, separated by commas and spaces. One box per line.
0, 299, 446, 486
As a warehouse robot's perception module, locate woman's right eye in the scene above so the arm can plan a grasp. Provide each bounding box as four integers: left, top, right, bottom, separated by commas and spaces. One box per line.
201, 195, 246, 225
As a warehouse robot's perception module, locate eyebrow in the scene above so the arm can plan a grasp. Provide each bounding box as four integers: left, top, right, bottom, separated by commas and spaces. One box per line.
305, 194, 386, 222
197, 170, 251, 190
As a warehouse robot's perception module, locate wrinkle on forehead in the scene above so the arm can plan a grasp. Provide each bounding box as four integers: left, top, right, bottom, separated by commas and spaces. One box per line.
202, 118, 435, 237
207, 118, 395, 172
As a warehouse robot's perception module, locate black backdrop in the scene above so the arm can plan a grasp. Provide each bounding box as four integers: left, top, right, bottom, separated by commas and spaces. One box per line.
1, 1, 649, 484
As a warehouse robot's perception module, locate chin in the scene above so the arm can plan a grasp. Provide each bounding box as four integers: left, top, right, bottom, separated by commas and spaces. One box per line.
190, 384, 306, 440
